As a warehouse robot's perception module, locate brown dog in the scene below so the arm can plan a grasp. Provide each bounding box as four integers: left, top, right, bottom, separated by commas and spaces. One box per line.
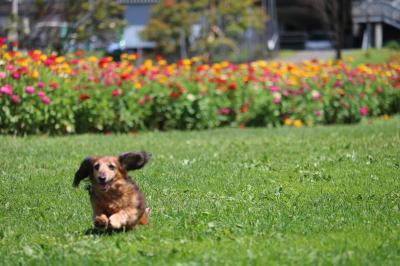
73, 151, 151, 230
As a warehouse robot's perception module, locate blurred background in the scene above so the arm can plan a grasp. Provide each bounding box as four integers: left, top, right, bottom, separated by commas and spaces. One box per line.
1, 0, 400, 62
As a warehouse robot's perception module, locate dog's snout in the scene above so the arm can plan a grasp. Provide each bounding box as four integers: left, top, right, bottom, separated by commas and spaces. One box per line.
98, 176, 106, 183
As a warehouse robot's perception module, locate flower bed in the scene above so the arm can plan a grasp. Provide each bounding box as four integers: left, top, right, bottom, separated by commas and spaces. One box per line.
1, 49, 400, 134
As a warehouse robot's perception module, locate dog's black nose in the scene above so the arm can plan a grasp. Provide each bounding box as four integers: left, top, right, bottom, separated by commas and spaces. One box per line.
98, 176, 106, 183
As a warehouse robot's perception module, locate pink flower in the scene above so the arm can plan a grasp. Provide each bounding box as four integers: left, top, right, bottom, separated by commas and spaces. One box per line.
41, 96, 51, 105
334, 80, 343, 88
37, 81, 45, 89
37, 91, 46, 98
112, 89, 121, 97
218, 108, 231, 115
0, 84, 13, 95
6, 64, 14, 71
11, 94, 20, 104
11, 72, 20, 80
25, 86, 35, 94
273, 97, 281, 104
269, 85, 280, 92
359, 106, 368, 116
0, 72, 6, 79
315, 110, 321, 117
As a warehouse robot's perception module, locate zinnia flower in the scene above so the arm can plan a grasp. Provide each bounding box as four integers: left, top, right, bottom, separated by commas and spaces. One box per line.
25, 86, 35, 94
49, 82, 59, 90
11, 94, 20, 104
37, 81, 45, 89
359, 106, 368, 116
0, 84, 13, 95
111, 89, 121, 97
38, 91, 46, 98
41, 96, 51, 104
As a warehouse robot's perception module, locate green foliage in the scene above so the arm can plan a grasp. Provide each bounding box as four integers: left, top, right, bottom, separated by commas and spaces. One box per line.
142, 0, 267, 57
0, 118, 399, 264
384, 40, 400, 50
32, 0, 126, 47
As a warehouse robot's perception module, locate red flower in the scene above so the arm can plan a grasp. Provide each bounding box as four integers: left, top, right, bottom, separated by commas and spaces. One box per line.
49, 82, 59, 90
112, 89, 121, 97
228, 83, 237, 91
79, 93, 90, 102
169, 91, 180, 98
241, 103, 248, 113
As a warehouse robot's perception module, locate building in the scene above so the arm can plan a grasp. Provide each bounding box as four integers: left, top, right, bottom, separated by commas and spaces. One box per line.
352, 0, 400, 48
117, 0, 157, 51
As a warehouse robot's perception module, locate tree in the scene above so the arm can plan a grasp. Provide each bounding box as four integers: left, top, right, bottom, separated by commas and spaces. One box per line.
142, 0, 267, 59
30, 0, 126, 51
306, 0, 352, 60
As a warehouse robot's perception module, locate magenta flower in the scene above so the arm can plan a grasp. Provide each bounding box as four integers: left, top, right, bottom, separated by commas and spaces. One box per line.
0, 84, 13, 95
11, 94, 21, 104
25, 86, 35, 94
273, 97, 281, 104
37, 81, 45, 89
218, 108, 231, 115
11, 72, 21, 80
269, 85, 281, 92
359, 106, 368, 116
41, 96, 51, 105
334, 80, 343, 88
38, 91, 46, 98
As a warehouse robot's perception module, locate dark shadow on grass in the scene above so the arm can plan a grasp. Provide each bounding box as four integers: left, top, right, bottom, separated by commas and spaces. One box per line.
84, 228, 126, 236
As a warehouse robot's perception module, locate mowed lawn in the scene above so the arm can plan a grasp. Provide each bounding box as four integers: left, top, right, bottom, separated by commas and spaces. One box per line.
0, 118, 399, 265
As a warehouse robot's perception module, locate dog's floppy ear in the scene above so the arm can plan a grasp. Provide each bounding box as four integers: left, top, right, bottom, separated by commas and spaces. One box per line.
73, 157, 94, 187
118, 152, 151, 171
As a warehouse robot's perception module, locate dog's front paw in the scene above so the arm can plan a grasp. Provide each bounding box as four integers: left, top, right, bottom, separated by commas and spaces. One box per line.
109, 215, 123, 230
94, 215, 109, 230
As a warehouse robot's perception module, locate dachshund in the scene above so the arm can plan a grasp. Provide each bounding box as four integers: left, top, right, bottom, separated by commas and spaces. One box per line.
73, 151, 151, 231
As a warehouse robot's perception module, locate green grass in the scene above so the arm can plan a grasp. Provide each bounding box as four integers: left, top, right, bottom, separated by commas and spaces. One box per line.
1, 118, 399, 265
344, 48, 398, 66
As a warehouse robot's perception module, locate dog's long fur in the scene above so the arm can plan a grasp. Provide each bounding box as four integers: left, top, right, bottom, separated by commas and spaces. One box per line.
73, 152, 151, 230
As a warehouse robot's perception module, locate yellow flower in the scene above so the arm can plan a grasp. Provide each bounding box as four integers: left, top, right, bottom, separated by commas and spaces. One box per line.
31, 70, 39, 79
134, 82, 142, 90
383, 114, 390, 121
55, 56, 65, 64
88, 56, 97, 63
144, 59, 153, 70
158, 59, 167, 66
182, 59, 191, 66
284, 118, 293, 126
294, 120, 303, 128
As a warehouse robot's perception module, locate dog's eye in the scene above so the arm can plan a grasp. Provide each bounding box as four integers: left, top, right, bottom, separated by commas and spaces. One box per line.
94, 163, 100, 171
108, 164, 115, 170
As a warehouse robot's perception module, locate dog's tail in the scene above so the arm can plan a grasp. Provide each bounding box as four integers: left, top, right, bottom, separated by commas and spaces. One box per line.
139, 208, 151, 225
